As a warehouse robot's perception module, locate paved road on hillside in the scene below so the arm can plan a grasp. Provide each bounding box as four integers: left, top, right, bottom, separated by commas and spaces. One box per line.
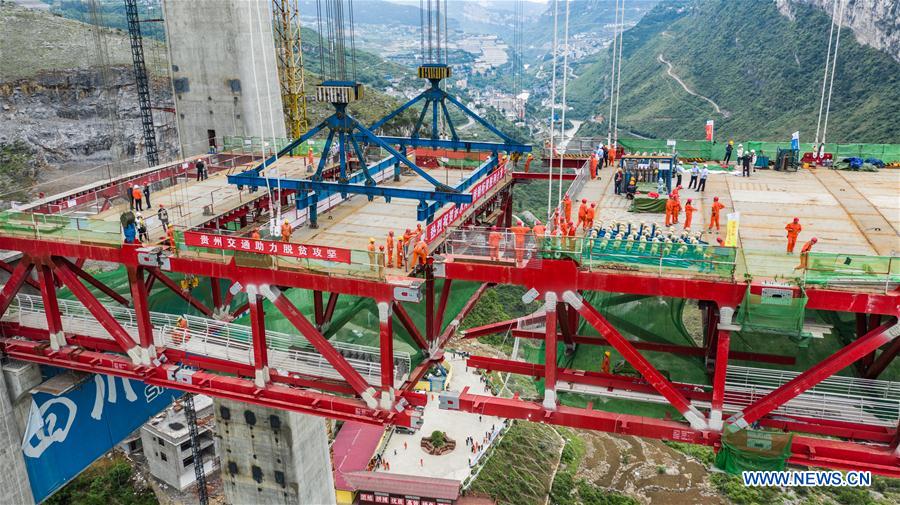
658, 54, 731, 118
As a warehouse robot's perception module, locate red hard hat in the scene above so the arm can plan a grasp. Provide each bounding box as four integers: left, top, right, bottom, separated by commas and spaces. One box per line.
714, 196, 719, 201
687, 198, 692, 203
389, 230, 394, 235
811, 237, 818, 242
793, 217, 799, 223
590, 203, 596, 207
492, 226, 499, 231
535, 220, 541, 225
582, 199, 587, 203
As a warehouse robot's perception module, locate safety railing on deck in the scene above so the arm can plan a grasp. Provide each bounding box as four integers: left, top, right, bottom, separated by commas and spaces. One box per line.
3, 293, 410, 385
443, 226, 542, 267
0, 210, 122, 246
802, 252, 899, 291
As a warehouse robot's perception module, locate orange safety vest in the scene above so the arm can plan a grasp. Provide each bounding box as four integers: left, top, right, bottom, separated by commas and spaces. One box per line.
132, 187, 142, 200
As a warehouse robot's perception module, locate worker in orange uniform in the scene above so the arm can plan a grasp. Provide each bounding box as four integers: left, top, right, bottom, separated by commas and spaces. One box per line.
589, 153, 599, 179
562, 194, 572, 223
367, 237, 377, 271
402, 228, 414, 258
672, 184, 682, 199
132, 185, 144, 211
708, 196, 725, 232
386, 230, 395, 267
665, 194, 676, 227
601, 351, 611, 374
396, 235, 405, 269
794, 237, 817, 270
576, 199, 589, 230
412, 238, 428, 268
488, 226, 503, 261
378, 245, 386, 271
306, 147, 314, 168
173, 316, 189, 345
785, 217, 802, 254
566, 220, 576, 251
672, 195, 681, 224
532, 219, 546, 238
585, 203, 596, 229
251, 228, 261, 240
165, 224, 176, 248
413, 223, 424, 243
683, 199, 696, 230
281, 219, 292, 242
509, 219, 531, 264
524, 153, 534, 173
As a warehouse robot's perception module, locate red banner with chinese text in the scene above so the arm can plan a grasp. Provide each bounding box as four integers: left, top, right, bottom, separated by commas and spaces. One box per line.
183, 231, 352, 264
424, 165, 507, 243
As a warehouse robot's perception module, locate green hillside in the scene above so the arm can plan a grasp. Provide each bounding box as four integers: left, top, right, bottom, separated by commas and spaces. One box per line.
568, 0, 900, 143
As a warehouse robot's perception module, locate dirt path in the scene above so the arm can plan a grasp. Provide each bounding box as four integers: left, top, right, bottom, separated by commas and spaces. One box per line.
658, 54, 730, 119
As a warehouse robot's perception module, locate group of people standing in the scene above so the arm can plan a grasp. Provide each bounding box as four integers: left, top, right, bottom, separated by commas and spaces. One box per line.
372, 225, 428, 271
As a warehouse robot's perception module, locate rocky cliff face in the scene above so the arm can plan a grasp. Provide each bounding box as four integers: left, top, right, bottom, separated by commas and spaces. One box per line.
0, 67, 177, 166
777, 0, 900, 62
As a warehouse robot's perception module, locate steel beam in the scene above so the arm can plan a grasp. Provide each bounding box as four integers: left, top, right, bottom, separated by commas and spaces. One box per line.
147, 268, 214, 317
393, 302, 427, 351
323, 292, 340, 327
51, 257, 141, 363
126, 266, 154, 360
434, 279, 452, 335
260, 284, 378, 408
563, 290, 708, 430
36, 264, 65, 350
313, 290, 325, 327
0, 259, 39, 289
0, 259, 33, 318
248, 289, 269, 387
210, 277, 222, 311
726, 319, 899, 431
709, 330, 730, 431
543, 293, 559, 410
379, 302, 394, 396
511, 171, 577, 181
425, 264, 435, 343
866, 337, 900, 380
57, 257, 130, 307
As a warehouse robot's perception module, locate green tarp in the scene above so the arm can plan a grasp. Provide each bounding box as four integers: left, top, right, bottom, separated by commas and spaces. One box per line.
715, 430, 793, 475
617, 138, 900, 163
629, 196, 667, 213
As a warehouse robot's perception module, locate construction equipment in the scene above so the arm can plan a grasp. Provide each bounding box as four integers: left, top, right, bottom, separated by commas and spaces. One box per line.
184, 393, 209, 505
124, 0, 160, 167
273, 0, 309, 139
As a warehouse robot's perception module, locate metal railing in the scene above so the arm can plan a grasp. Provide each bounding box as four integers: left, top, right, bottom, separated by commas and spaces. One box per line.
443, 227, 542, 267
0, 210, 122, 245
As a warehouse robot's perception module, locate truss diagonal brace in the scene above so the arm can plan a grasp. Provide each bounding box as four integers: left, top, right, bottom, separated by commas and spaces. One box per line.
726, 319, 899, 432
148, 269, 214, 317
58, 257, 130, 307
0, 259, 33, 318
562, 290, 708, 430
260, 284, 378, 408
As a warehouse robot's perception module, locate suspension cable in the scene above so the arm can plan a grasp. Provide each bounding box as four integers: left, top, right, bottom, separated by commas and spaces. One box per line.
443, 0, 449, 64
556, 0, 571, 207
814, 0, 839, 146
546, 0, 559, 223
316, 0, 326, 73
613, 0, 625, 146
349, 0, 357, 81
253, 0, 283, 224
606, 0, 620, 146
419, 0, 425, 63
244, 1, 276, 232
821, 0, 845, 145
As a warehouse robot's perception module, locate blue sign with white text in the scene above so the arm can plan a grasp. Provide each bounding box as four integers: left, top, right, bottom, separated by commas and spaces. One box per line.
21, 373, 181, 502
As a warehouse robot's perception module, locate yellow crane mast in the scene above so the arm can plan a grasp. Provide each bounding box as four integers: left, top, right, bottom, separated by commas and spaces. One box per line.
273, 0, 309, 139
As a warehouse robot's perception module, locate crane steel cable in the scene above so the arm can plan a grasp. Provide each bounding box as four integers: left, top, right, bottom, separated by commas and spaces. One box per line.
606, 0, 620, 146
254, 0, 284, 224
349, 0, 357, 81
316, 0, 326, 73
821, 0, 846, 145
556, 0, 571, 208
613, 0, 625, 147
546, 0, 559, 223
443, 0, 449, 64
814, 0, 839, 147
420, 0, 425, 63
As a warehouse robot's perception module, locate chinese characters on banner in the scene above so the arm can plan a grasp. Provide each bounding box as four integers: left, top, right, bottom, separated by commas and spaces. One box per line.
705, 120, 714, 142
425, 165, 507, 243
183, 231, 352, 264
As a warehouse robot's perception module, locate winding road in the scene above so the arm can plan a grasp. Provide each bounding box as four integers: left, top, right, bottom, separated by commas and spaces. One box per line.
658, 54, 730, 118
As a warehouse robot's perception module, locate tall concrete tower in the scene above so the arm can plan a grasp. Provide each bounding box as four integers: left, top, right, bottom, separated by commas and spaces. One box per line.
162, 0, 286, 154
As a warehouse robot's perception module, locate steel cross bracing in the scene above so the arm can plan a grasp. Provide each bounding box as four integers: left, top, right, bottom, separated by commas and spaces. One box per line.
123, 0, 159, 167
1, 220, 899, 475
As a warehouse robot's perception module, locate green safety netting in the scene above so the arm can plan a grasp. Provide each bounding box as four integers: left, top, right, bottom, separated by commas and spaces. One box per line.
735, 286, 808, 340
564, 237, 737, 279
715, 429, 794, 475
617, 138, 900, 163
0, 211, 121, 245
629, 196, 667, 213
803, 252, 900, 287
221, 136, 317, 156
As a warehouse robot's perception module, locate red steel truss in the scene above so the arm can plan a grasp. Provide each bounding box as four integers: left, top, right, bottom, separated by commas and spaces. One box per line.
0, 214, 898, 476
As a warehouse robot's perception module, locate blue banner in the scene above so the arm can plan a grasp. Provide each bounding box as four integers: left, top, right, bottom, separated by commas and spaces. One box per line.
21, 373, 180, 502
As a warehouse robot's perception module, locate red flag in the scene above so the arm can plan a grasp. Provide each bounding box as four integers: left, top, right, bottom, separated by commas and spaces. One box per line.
705, 120, 714, 142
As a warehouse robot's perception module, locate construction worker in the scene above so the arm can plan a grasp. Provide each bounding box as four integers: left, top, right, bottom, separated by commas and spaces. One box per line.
123, 220, 137, 244
532, 220, 546, 249
785, 217, 802, 254
306, 147, 314, 168
396, 235, 405, 269
723, 140, 733, 166
157, 204, 169, 232
412, 238, 428, 268
577, 199, 589, 230
136, 213, 148, 242
402, 228, 414, 258
585, 203, 596, 230
378, 245, 386, 272
683, 199, 696, 230
708, 197, 725, 232
386, 230, 395, 267
173, 316, 189, 345
367, 237, 377, 271
488, 226, 503, 261
607, 143, 617, 168
565, 220, 576, 251
697, 164, 709, 192
413, 223, 424, 243
251, 228, 261, 240
589, 153, 599, 179
665, 195, 676, 227
601, 351, 611, 374
127, 185, 135, 210
510, 219, 530, 264
562, 194, 572, 223
281, 219, 292, 242
672, 184, 683, 199
132, 185, 144, 211
795, 237, 817, 270
143, 183, 152, 209
672, 196, 681, 224
524, 153, 534, 173
165, 224, 176, 248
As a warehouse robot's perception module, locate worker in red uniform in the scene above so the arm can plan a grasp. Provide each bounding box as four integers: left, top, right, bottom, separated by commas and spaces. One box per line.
672, 195, 681, 224
585, 203, 596, 230
566, 220, 576, 250
576, 199, 589, 230
794, 237, 817, 270
367, 238, 377, 271
785, 218, 802, 254
601, 351, 611, 374
306, 147, 314, 168
510, 219, 531, 264
386, 230, 395, 267
708, 197, 725, 232
488, 226, 503, 261
281, 219, 292, 242
524, 153, 534, 173
402, 228, 414, 258
251, 228, 261, 240
412, 238, 428, 267
683, 199, 696, 230
396, 235, 405, 268
562, 195, 572, 223
589, 153, 599, 179
665, 195, 676, 227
